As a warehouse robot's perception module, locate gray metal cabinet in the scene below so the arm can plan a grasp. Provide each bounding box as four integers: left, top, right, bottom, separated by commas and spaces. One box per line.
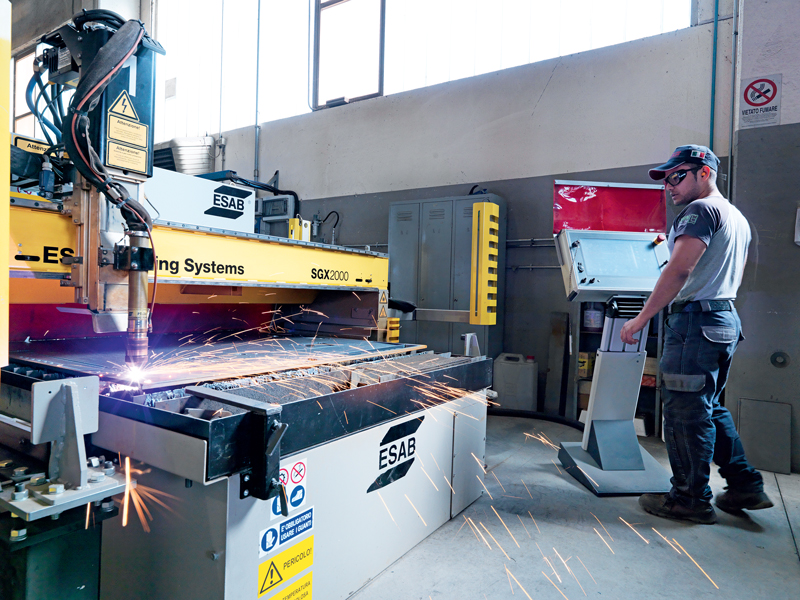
389, 194, 506, 357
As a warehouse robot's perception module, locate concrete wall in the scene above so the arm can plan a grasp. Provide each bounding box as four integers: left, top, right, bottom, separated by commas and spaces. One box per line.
221, 19, 734, 200
727, 0, 800, 471
736, 0, 800, 127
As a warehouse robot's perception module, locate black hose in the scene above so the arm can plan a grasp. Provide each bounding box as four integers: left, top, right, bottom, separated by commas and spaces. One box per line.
322, 210, 339, 228
487, 408, 584, 432
229, 174, 300, 205
62, 18, 152, 230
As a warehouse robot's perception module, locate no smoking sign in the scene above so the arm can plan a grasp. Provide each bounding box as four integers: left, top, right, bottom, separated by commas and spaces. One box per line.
740, 74, 781, 129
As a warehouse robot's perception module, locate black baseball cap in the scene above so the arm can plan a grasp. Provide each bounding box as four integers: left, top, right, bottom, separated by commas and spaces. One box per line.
649, 145, 720, 180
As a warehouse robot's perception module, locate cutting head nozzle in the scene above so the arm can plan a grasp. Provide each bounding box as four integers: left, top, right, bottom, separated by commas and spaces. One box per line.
125, 333, 149, 368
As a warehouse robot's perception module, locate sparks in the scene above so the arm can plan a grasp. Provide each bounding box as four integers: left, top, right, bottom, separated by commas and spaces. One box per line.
366, 400, 397, 414
376, 491, 399, 529
462, 515, 480, 542
491, 506, 520, 548
576, 556, 597, 585
652, 528, 681, 554
476, 475, 493, 500
517, 514, 531, 538
672, 538, 719, 589
522, 479, 533, 499
480, 522, 510, 560
593, 528, 614, 554
619, 517, 649, 544
575, 465, 600, 488
85, 502, 91, 530
491, 471, 506, 492
528, 511, 541, 533
541, 571, 570, 600
551, 459, 563, 474
505, 567, 534, 600
470, 452, 487, 474
589, 512, 613, 541
420, 467, 439, 491
556, 549, 586, 596
405, 494, 427, 526
469, 517, 492, 550
122, 456, 131, 527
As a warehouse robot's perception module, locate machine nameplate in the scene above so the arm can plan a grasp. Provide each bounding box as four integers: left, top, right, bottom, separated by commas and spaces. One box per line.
258, 535, 314, 597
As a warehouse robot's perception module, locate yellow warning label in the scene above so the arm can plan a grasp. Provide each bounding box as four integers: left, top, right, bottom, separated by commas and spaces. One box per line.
108, 116, 148, 148
258, 535, 314, 597
108, 90, 139, 121
265, 572, 312, 600
379, 306, 387, 318
106, 142, 148, 173
380, 291, 387, 304
13, 135, 69, 159
13, 136, 49, 154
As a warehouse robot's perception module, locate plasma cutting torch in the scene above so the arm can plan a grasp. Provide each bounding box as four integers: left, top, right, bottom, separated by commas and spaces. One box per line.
23, 10, 165, 367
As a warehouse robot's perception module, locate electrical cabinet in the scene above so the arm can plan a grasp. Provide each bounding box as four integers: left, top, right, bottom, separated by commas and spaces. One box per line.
388, 195, 506, 357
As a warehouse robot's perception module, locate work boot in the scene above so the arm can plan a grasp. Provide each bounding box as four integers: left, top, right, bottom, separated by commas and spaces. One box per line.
715, 489, 774, 513
639, 493, 717, 525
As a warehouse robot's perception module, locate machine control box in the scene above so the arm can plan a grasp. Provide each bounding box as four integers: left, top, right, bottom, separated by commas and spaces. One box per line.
555, 229, 670, 302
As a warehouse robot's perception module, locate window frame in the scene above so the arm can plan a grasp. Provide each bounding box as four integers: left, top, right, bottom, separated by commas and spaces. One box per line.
12, 50, 38, 139
311, 0, 386, 111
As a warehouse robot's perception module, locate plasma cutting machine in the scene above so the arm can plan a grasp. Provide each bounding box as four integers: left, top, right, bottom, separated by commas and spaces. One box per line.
2, 11, 501, 599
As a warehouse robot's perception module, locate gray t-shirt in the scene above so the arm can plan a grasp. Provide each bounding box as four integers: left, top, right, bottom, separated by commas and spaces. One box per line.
667, 195, 751, 302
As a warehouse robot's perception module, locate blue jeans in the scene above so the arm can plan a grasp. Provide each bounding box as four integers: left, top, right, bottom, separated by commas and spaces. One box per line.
660, 307, 763, 508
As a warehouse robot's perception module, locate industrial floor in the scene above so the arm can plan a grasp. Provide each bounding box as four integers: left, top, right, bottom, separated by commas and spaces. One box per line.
353, 416, 800, 600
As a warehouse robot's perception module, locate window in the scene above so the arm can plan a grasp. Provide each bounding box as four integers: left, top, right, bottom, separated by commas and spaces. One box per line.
312, 0, 386, 109
154, 0, 311, 143
383, 0, 692, 95
13, 51, 40, 139
150, 0, 690, 139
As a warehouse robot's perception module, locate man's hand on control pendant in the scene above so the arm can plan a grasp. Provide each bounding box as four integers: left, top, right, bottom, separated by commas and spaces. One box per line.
620, 317, 644, 346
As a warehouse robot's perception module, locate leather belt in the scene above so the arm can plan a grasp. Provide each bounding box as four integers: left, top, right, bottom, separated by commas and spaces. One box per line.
669, 299, 733, 314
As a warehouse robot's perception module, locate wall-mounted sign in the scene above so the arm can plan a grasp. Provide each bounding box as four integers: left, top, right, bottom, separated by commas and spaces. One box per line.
740, 74, 781, 129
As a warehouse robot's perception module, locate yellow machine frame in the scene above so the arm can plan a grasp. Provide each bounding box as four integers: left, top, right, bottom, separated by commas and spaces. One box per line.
1, 6, 10, 366
9, 205, 388, 290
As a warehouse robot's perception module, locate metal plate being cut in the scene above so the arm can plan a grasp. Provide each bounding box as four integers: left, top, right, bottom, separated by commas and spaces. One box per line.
9, 335, 425, 391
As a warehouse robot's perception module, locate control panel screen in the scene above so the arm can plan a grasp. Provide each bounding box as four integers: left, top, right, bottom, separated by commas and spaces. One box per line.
580, 238, 662, 279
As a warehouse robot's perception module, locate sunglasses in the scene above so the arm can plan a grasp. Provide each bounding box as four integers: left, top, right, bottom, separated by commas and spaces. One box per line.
664, 167, 701, 187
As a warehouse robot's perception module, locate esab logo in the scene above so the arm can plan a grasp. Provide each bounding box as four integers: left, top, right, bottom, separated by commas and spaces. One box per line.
367, 417, 424, 493
204, 185, 252, 220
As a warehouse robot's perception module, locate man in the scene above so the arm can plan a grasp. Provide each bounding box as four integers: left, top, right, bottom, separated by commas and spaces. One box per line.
619, 144, 772, 524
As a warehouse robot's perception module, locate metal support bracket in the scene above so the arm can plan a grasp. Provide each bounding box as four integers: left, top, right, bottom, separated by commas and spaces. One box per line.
185, 386, 287, 505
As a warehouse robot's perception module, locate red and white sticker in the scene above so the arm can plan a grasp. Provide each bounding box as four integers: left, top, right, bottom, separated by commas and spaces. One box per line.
271, 457, 308, 520
740, 74, 781, 130
291, 461, 306, 484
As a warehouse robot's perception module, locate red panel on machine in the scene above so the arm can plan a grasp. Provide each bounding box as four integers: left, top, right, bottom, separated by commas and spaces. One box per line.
553, 182, 666, 234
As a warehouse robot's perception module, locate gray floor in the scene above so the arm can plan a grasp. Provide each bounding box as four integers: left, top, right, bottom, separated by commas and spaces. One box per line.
353, 416, 800, 600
